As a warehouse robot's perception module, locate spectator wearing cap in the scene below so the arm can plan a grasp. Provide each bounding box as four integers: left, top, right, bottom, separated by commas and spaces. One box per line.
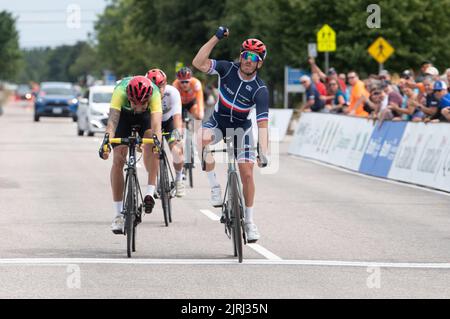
300, 75, 325, 113
345, 71, 369, 117
425, 66, 440, 81
416, 61, 432, 83
433, 81, 450, 122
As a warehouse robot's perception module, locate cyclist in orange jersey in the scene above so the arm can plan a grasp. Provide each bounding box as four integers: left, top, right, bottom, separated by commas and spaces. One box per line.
173, 67, 204, 121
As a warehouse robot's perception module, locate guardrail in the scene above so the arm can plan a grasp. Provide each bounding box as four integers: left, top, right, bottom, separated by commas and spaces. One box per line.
288, 113, 450, 192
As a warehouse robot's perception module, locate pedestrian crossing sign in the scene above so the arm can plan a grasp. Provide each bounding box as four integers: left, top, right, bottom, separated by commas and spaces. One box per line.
368, 37, 394, 64
317, 24, 336, 52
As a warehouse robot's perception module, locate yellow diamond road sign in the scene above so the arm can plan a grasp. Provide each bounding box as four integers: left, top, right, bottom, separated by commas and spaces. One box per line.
368, 37, 395, 64
317, 24, 336, 52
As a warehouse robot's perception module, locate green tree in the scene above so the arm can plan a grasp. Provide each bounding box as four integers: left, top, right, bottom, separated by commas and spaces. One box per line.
0, 11, 22, 80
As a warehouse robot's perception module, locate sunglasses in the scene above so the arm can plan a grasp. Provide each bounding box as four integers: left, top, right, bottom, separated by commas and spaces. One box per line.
240, 51, 262, 62
372, 91, 382, 96
330, 83, 338, 86
180, 81, 189, 84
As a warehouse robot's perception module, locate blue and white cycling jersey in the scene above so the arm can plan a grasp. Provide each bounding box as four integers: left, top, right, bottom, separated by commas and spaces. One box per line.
203, 59, 269, 162
207, 59, 269, 124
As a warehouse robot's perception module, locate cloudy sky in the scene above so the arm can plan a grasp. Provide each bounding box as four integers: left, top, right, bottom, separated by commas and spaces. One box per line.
0, 0, 108, 48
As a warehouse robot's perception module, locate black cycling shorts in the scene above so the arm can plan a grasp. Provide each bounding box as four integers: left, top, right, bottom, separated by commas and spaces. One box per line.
113, 110, 151, 148
162, 117, 176, 143
182, 99, 197, 119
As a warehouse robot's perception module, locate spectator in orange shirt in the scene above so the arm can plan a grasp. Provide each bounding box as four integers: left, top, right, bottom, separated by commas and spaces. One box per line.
345, 71, 369, 117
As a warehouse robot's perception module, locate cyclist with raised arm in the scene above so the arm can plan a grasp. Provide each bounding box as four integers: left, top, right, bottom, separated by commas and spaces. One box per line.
192, 27, 269, 243
173, 67, 205, 121
146, 69, 186, 197
99, 76, 162, 234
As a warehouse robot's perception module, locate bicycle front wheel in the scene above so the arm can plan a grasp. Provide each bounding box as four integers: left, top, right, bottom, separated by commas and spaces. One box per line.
229, 172, 244, 263
160, 157, 171, 227
125, 173, 136, 258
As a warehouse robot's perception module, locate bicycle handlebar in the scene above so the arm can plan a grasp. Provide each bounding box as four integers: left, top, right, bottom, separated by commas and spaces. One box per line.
108, 137, 155, 145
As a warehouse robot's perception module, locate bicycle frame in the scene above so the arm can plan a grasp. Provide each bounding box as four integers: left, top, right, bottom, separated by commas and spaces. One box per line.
123, 131, 145, 210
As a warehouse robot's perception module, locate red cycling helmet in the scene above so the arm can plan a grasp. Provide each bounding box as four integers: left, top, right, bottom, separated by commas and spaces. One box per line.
176, 67, 192, 81
126, 76, 153, 105
146, 69, 167, 87
241, 38, 267, 60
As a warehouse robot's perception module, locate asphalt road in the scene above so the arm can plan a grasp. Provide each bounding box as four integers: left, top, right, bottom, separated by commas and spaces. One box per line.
1, 101, 450, 299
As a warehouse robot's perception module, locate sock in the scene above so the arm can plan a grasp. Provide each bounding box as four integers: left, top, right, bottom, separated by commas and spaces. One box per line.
113, 201, 123, 218
176, 170, 183, 182
146, 185, 156, 197
207, 171, 219, 188
245, 207, 254, 224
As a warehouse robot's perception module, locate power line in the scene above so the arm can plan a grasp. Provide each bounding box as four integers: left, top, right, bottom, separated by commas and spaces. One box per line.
18, 20, 97, 24
9, 9, 103, 13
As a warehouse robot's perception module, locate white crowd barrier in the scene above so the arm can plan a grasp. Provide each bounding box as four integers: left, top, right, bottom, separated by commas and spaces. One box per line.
288, 112, 450, 192
251, 108, 293, 142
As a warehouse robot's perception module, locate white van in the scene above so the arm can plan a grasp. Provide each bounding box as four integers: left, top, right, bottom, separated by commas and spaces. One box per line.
77, 85, 114, 136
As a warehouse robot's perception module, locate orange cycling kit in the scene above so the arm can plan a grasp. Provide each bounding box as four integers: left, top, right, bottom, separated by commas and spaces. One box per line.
173, 77, 204, 119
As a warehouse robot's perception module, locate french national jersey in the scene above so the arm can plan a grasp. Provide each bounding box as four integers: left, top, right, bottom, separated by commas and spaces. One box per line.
207, 59, 269, 124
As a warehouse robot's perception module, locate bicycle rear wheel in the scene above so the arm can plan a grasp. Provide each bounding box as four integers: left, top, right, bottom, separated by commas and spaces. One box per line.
229, 172, 243, 263
160, 157, 171, 227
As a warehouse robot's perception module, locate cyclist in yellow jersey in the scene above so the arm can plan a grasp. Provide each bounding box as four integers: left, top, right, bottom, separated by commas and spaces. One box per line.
99, 76, 162, 234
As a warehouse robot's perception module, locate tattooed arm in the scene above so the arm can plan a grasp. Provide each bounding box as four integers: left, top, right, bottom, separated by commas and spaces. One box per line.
105, 108, 121, 137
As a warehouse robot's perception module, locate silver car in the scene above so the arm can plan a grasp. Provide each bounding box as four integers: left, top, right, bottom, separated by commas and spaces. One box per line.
77, 85, 114, 136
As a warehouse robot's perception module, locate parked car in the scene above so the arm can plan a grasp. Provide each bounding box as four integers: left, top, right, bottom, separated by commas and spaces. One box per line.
34, 82, 79, 122
15, 84, 32, 101
76, 85, 114, 136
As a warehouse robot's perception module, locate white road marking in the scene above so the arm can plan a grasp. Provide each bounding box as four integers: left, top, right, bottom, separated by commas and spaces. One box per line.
200, 209, 221, 221
200, 209, 282, 261
293, 156, 450, 198
247, 244, 282, 261
1, 258, 450, 269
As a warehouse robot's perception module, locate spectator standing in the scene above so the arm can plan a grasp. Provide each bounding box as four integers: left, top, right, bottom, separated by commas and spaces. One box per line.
346, 71, 369, 117
416, 61, 432, 83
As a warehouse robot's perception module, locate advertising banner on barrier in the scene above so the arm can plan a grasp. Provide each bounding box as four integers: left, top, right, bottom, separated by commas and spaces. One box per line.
251, 108, 293, 142
289, 113, 450, 192
288, 113, 372, 170
388, 123, 450, 191
359, 121, 407, 177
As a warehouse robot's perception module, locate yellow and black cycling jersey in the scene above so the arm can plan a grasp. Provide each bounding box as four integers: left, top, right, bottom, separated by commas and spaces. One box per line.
110, 76, 162, 114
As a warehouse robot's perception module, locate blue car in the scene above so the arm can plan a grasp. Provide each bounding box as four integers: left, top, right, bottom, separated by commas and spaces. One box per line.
34, 82, 79, 122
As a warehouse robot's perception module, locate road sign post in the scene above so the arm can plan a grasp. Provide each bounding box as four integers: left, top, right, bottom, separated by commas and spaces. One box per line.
368, 37, 394, 72
317, 24, 336, 73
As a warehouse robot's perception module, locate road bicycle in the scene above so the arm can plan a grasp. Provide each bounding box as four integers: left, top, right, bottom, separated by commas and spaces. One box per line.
108, 126, 155, 258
